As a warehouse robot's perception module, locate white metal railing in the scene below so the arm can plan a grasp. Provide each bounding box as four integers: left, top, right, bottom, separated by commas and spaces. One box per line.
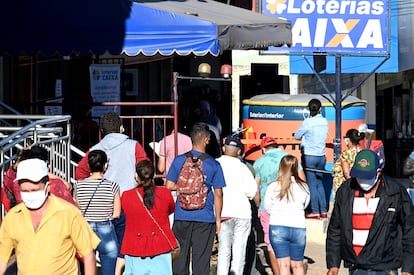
0, 107, 179, 219
0, 115, 72, 219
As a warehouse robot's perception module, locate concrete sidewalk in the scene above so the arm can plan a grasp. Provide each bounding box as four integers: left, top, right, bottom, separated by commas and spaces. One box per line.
304, 217, 347, 275
208, 217, 346, 275
5, 217, 347, 275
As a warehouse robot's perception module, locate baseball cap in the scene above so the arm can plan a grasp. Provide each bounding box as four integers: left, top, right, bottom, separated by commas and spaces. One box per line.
350, 149, 380, 179
260, 136, 277, 149
15, 158, 49, 182
224, 135, 243, 149
358, 123, 375, 134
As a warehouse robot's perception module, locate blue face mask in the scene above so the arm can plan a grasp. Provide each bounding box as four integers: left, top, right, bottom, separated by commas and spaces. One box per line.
356, 177, 377, 192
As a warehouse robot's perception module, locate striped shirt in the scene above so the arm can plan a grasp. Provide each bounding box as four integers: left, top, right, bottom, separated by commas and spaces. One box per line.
75, 178, 120, 222
352, 189, 380, 256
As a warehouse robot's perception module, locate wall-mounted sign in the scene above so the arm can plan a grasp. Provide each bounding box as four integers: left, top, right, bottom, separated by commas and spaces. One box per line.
89, 64, 121, 121
263, 0, 389, 56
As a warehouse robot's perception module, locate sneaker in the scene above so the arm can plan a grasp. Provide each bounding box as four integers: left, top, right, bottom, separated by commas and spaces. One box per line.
320, 213, 328, 219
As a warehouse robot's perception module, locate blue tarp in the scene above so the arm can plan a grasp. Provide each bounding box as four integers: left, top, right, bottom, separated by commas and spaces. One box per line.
0, 0, 291, 56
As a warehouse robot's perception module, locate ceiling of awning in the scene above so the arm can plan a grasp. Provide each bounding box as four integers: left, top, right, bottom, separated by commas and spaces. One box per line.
125, 0, 292, 56
0, 0, 291, 56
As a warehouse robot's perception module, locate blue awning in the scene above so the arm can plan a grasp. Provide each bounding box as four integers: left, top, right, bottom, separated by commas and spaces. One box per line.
0, 0, 291, 56
123, 2, 219, 56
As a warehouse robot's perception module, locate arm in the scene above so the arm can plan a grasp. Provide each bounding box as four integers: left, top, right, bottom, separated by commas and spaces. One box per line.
263, 183, 274, 213
0, 261, 7, 275
62, 178, 72, 191
242, 167, 258, 200
75, 151, 91, 180
327, 267, 339, 275
341, 159, 351, 180
166, 189, 176, 215
49, 174, 72, 191
400, 185, 414, 274
326, 191, 343, 271
304, 187, 310, 209
112, 191, 121, 219
157, 156, 166, 174
294, 121, 307, 140
82, 251, 97, 275
135, 142, 149, 164
214, 188, 223, 234
165, 180, 176, 191
254, 178, 261, 207
298, 168, 306, 182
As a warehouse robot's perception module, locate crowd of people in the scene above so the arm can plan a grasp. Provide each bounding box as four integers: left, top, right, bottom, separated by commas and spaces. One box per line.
1, 98, 414, 275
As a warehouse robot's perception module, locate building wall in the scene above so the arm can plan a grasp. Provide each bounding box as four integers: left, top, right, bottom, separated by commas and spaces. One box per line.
231, 50, 291, 129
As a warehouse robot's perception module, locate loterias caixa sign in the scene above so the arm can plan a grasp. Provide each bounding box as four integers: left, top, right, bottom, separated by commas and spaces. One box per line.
263, 0, 389, 56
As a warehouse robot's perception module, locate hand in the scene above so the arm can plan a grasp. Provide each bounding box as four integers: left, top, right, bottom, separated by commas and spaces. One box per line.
402, 272, 412, 275
215, 220, 221, 234
327, 267, 339, 275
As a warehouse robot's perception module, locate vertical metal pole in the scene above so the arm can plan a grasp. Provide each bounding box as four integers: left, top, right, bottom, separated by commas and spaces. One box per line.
172, 72, 179, 156
67, 120, 72, 183
334, 55, 342, 162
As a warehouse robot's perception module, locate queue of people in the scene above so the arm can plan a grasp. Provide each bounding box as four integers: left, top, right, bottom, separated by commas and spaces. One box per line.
1, 100, 414, 275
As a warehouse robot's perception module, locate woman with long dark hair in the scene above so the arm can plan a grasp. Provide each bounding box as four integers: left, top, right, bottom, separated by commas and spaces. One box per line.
121, 160, 176, 275
74, 149, 121, 275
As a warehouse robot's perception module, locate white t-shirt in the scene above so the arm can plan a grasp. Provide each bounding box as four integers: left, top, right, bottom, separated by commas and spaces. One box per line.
217, 155, 257, 219
264, 178, 310, 228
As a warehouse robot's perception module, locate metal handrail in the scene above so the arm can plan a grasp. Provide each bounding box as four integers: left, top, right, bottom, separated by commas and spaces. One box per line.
0, 115, 73, 219
0, 115, 71, 147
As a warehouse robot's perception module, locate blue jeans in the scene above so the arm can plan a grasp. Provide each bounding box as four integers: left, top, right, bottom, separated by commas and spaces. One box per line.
303, 155, 327, 214
269, 225, 306, 261
88, 220, 119, 275
217, 218, 251, 275
112, 209, 126, 258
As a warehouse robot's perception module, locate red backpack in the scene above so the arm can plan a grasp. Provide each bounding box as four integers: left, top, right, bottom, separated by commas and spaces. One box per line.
176, 152, 210, 210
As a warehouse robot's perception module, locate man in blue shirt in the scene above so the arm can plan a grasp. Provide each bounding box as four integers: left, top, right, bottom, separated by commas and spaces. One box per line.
166, 122, 225, 275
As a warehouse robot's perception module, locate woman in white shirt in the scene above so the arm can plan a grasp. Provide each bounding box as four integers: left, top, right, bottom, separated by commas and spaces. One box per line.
264, 155, 310, 275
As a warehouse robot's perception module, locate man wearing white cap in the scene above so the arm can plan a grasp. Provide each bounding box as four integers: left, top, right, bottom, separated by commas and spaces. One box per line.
0, 158, 100, 275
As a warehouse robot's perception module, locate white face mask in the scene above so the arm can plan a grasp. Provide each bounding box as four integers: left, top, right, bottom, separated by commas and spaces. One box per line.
356, 177, 377, 192
20, 183, 49, 209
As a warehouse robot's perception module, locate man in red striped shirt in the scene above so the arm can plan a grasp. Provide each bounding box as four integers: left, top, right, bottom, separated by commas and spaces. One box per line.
326, 149, 414, 275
